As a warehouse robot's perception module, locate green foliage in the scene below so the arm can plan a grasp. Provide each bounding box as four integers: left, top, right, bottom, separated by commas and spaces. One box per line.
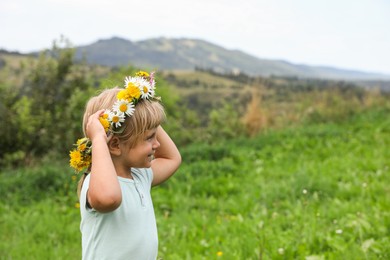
0, 41, 72, 164
0, 159, 76, 204
1, 39, 390, 258
207, 103, 245, 141
1, 107, 389, 259
166, 69, 390, 143
1, 48, 389, 165
0, 38, 108, 166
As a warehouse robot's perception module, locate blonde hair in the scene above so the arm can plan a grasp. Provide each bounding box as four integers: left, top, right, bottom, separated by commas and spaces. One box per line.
77, 88, 165, 197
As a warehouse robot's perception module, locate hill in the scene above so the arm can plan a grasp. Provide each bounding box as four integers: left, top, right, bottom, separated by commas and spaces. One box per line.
74, 37, 390, 81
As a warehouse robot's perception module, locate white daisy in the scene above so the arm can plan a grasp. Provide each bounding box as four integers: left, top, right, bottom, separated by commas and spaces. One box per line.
113, 100, 135, 117
139, 83, 155, 99
125, 76, 154, 99
108, 111, 126, 128
124, 76, 147, 88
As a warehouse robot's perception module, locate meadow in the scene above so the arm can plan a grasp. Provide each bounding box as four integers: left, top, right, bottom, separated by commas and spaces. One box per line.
1, 46, 389, 259
1, 106, 389, 259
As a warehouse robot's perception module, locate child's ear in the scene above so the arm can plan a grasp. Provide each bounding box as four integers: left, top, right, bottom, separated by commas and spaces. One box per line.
108, 136, 121, 156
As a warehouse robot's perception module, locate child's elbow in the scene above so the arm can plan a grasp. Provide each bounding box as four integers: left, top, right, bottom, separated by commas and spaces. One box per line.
171, 153, 182, 173
176, 153, 182, 169
89, 191, 122, 213
174, 149, 182, 166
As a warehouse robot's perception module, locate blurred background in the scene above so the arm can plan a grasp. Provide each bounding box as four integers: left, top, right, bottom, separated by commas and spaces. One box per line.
1, 0, 389, 259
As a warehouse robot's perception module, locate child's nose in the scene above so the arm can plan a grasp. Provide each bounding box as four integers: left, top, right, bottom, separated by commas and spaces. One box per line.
153, 139, 160, 149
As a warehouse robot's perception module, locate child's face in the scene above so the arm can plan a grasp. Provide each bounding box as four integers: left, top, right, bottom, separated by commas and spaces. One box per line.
123, 127, 160, 168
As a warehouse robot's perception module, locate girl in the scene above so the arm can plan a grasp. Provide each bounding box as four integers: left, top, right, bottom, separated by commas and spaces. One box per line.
70, 72, 181, 259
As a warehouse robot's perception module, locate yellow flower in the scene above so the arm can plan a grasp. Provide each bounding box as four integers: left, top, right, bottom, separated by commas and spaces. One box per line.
117, 86, 141, 102
78, 143, 87, 152
76, 137, 88, 146
135, 71, 149, 77
126, 85, 141, 99
69, 150, 82, 170
70, 149, 81, 163
117, 89, 129, 101
74, 202, 80, 208
69, 146, 91, 172
99, 115, 110, 132
217, 251, 223, 257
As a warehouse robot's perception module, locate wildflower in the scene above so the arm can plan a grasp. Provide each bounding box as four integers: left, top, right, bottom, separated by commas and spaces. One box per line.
278, 248, 285, 255
78, 142, 87, 152
69, 137, 92, 173
135, 71, 149, 77
76, 137, 88, 146
99, 113, 110, 132
302, 189, 308, 194
336, 229, 343, 234
69, 150, 82, 169
113, 99, 135, 117
126, 76, 153, 96
109, 111, 126, 128
139, 83, 155, 99
217, 251, 223, 257
117, 85, 141, 102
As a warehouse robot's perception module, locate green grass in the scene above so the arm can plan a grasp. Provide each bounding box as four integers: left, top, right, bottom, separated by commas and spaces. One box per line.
1, 107, 389, 259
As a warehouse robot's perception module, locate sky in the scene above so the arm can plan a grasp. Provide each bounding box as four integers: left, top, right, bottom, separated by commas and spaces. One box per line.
1, 0, 389, 75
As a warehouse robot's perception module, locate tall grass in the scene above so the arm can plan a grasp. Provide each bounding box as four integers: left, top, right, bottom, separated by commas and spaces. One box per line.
1, 107, 389, 259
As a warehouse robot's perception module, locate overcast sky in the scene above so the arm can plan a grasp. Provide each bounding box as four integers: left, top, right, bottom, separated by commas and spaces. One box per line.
1, 0, 389, 74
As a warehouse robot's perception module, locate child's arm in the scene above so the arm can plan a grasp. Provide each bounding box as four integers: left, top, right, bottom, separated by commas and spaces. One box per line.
86, 110, 122, 212
151, 126, 182, 186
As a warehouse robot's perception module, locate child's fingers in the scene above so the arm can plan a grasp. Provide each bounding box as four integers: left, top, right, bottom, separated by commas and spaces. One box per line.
87, 110, 104, 126
90, 109, 105, 120
86, 109, 106, 137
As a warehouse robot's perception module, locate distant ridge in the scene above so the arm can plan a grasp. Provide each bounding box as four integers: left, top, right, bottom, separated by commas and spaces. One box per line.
72, 37, 389, 80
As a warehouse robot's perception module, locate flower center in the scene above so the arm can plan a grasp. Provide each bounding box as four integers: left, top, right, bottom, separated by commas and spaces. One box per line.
119, 104, 127, 112
143, 86, 148, 93
112, 115, 119, 123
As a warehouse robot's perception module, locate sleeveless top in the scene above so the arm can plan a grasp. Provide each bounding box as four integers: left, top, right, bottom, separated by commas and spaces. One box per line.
80, 168, 158, 260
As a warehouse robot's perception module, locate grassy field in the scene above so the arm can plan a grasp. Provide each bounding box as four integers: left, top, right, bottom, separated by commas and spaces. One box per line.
1, 106, 389, 259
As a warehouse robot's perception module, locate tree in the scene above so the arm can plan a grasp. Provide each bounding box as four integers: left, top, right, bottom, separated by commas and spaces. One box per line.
0, 37, 94, 166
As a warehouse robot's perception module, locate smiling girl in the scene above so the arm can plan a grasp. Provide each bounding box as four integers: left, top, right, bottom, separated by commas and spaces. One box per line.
69, 72, 181, 260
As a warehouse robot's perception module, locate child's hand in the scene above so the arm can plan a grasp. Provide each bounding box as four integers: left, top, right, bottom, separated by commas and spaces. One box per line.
86, 109, 109, 143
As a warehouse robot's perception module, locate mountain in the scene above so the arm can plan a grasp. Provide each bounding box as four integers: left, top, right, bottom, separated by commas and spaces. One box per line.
75, 37, 390, 81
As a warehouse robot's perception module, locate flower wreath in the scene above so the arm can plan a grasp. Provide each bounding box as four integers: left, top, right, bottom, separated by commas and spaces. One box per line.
69, 71, 157, 173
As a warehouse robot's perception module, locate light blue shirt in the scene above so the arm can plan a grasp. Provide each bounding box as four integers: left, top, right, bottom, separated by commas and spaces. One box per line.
80, 168, 158, 260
